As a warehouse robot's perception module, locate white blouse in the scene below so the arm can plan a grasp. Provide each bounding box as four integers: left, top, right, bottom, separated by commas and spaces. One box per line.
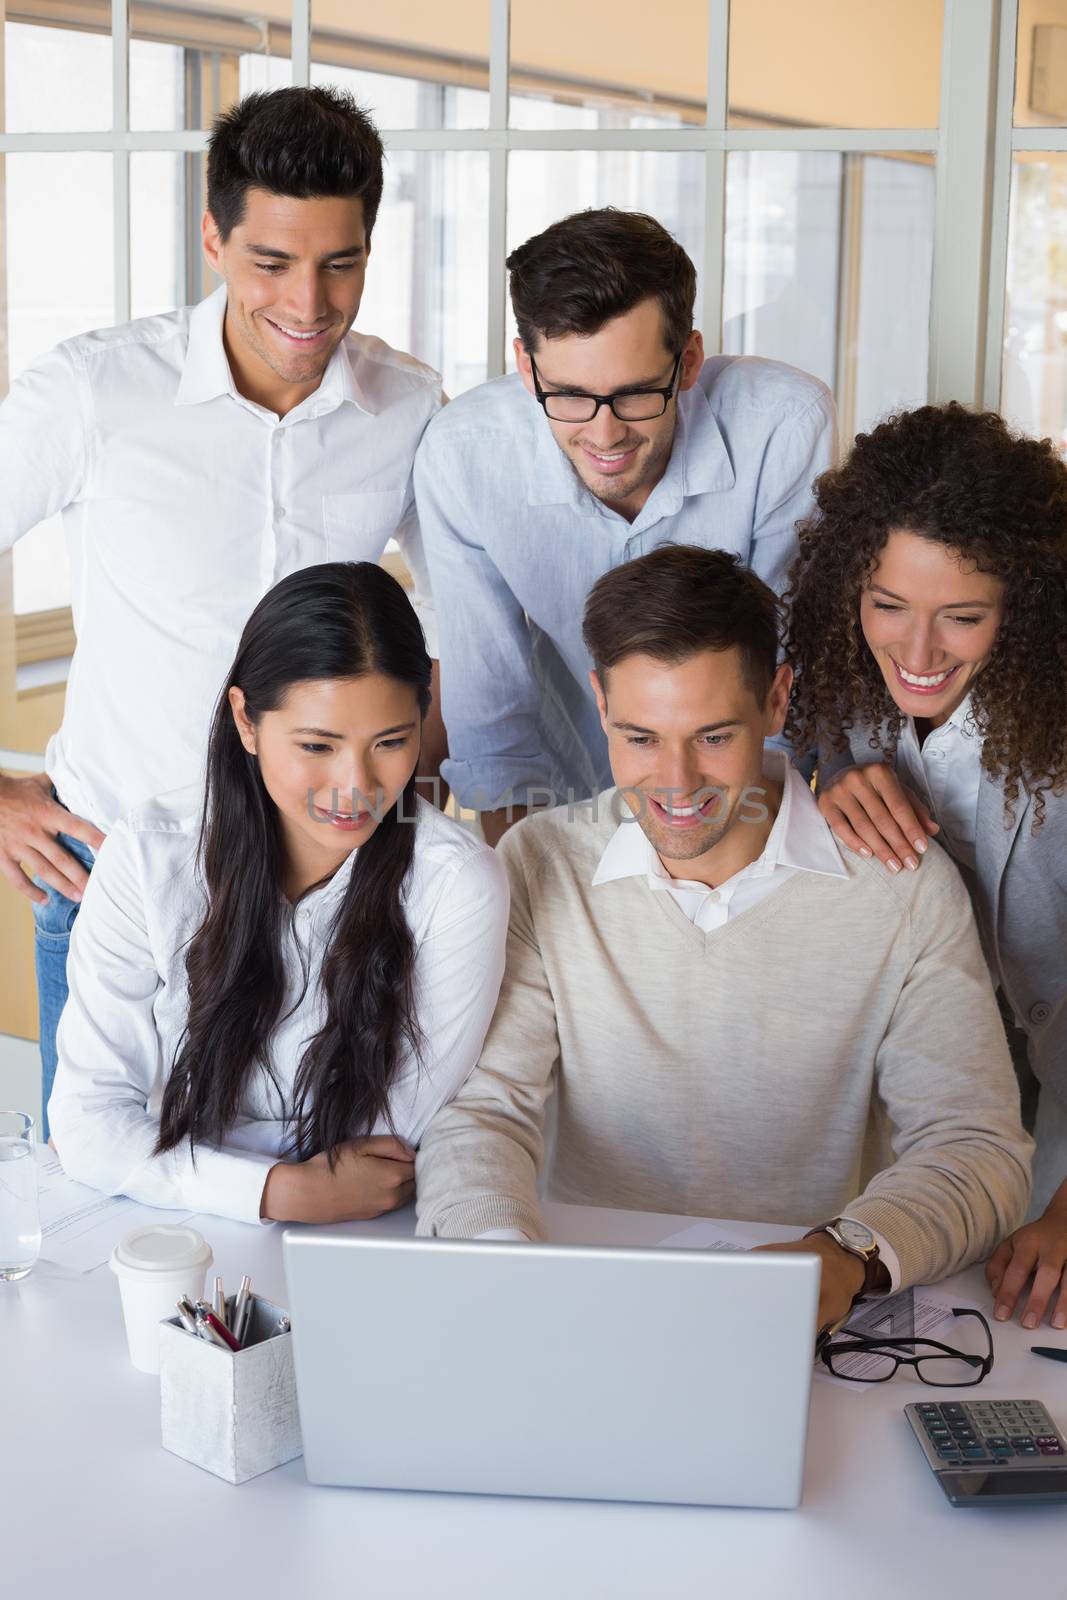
894, 695, 983, 873
48, 789, 509, 1223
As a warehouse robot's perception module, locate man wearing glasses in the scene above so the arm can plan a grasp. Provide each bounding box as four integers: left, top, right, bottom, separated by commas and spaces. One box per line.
414, 207, 836, 844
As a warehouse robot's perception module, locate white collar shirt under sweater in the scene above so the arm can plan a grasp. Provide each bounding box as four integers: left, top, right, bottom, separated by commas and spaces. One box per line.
591, 752, 848, 930
0, 286, 442, 832
492, 758, 902, 1285
414, 790, 1032, 1291
47, 791, 508, 1223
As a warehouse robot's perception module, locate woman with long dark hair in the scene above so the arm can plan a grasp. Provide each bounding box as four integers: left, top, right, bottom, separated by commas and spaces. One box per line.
783, 402, 1067, 1331
48, 562, 508, 1223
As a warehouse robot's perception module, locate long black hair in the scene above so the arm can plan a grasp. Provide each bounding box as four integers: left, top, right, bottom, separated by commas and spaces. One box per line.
155, 561, 431, 1162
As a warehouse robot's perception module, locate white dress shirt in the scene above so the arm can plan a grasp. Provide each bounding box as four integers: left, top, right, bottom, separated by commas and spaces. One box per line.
893, 696, 982, 872
0, 287, 443, 831
485, 755, 901, 1289
48, 792, 509, 1223
591, 752, 847, 926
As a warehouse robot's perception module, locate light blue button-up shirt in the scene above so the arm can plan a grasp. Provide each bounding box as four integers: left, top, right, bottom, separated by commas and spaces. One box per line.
415, 354, 835, 811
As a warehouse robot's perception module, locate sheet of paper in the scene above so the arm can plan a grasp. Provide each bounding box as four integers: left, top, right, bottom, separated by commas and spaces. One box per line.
33, 1147, 192, 1273
819, 1287, 984, 1391
656, 1220, 772, 1252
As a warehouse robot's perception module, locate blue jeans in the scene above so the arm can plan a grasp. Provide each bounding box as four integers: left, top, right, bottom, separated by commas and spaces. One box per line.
31, 827, 96, 1139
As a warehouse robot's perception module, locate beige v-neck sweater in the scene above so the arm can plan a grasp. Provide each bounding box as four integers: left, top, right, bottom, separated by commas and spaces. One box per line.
415, 792, 1032, 1290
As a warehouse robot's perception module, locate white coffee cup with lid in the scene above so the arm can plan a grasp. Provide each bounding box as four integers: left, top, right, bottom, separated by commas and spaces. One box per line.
110, 1224, 213, 1374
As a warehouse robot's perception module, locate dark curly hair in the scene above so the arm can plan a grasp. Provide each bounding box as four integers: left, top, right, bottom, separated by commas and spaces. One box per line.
784, 402, 1067, 827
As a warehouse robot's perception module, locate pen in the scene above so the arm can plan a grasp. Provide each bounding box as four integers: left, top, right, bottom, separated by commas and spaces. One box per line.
203, 1310, 242, 1353
232, 1274, 253, 1344
1031, 1346, 1067, 1364
175, 1297, 199, 1335
213, 1275, 227, 1326
194, 1302, 238, 1351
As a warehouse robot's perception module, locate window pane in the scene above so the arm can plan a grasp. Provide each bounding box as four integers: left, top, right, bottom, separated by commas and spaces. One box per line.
724, 151, 933, 442
1002, 154, 1067, 444
728, 0, 941, 129
131, 153, 185, 319
851, 154, 934, 437
357, 151, 488, 396
505, 151, 706, 360
1015, 5, 1067, 127
4, 15, 112, 132
510, 0, 707, 128
312, 0, 490, 128
130, 1, 293, 130
5, 154, 114, 380
4, 154, 113, 614
129, 38, 184, 132
725, 153, 841, 395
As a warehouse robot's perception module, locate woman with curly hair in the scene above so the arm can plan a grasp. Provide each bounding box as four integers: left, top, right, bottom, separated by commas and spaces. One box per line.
783, 401, 1067, 1332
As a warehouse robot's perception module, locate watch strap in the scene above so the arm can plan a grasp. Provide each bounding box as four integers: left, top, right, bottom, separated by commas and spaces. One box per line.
805, 1219, 890, 1299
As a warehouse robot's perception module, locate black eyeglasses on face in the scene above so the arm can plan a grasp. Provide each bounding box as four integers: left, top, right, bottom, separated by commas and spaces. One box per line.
819, 1307, 994, 1387
528, 350, 683, 424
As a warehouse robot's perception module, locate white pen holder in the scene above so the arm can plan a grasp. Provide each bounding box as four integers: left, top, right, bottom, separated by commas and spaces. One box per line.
159, 1295, 302, 1484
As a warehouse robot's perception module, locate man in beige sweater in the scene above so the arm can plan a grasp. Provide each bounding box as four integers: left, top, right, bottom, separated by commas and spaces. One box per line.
416, 546, 1032, 1331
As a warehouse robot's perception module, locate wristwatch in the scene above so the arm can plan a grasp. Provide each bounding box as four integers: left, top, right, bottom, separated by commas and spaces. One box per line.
805, 1217, 891, 1300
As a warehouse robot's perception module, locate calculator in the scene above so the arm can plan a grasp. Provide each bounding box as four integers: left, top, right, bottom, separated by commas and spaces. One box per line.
906, 1399, 1067, 1506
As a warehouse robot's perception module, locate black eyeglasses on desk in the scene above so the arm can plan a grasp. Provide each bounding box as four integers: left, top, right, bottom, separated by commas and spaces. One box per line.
819, 1307, 994, 1387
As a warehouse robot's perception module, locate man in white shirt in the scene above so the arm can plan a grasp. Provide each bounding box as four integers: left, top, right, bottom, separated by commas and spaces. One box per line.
0, 85, 447, 1130
415, 545, 1032, 1335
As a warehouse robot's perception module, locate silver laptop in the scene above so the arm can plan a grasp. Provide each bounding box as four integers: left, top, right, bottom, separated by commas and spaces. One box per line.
282, 1231, 821, 1508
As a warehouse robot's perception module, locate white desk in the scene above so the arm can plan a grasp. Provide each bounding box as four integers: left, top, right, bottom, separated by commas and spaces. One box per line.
4, 1201, 1064, 1599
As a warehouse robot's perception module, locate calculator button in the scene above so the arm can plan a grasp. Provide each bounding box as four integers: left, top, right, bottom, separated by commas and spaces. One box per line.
936, 1445, 962, 1459
941, 1404, 966, 1418
984, 1436, 1010, 1450
917, 1404, 940, 1417
1039, 1443, 1065, 1456
961, 1447, 990, 1459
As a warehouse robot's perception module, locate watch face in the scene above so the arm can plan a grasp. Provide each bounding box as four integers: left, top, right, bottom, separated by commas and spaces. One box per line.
836, 1219, 876, 1252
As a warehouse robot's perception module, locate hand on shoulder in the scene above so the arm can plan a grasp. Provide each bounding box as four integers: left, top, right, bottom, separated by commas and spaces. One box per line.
818, 761, 938, 874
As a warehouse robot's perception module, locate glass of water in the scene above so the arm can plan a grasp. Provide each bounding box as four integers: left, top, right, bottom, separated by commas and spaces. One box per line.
0, 1111, 41, 1281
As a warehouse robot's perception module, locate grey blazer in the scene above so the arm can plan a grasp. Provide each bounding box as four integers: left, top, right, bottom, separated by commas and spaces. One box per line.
818, 728, 1067, 1109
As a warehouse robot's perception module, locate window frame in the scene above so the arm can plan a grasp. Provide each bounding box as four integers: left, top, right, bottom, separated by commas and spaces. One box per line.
0, 0, 1019, 657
